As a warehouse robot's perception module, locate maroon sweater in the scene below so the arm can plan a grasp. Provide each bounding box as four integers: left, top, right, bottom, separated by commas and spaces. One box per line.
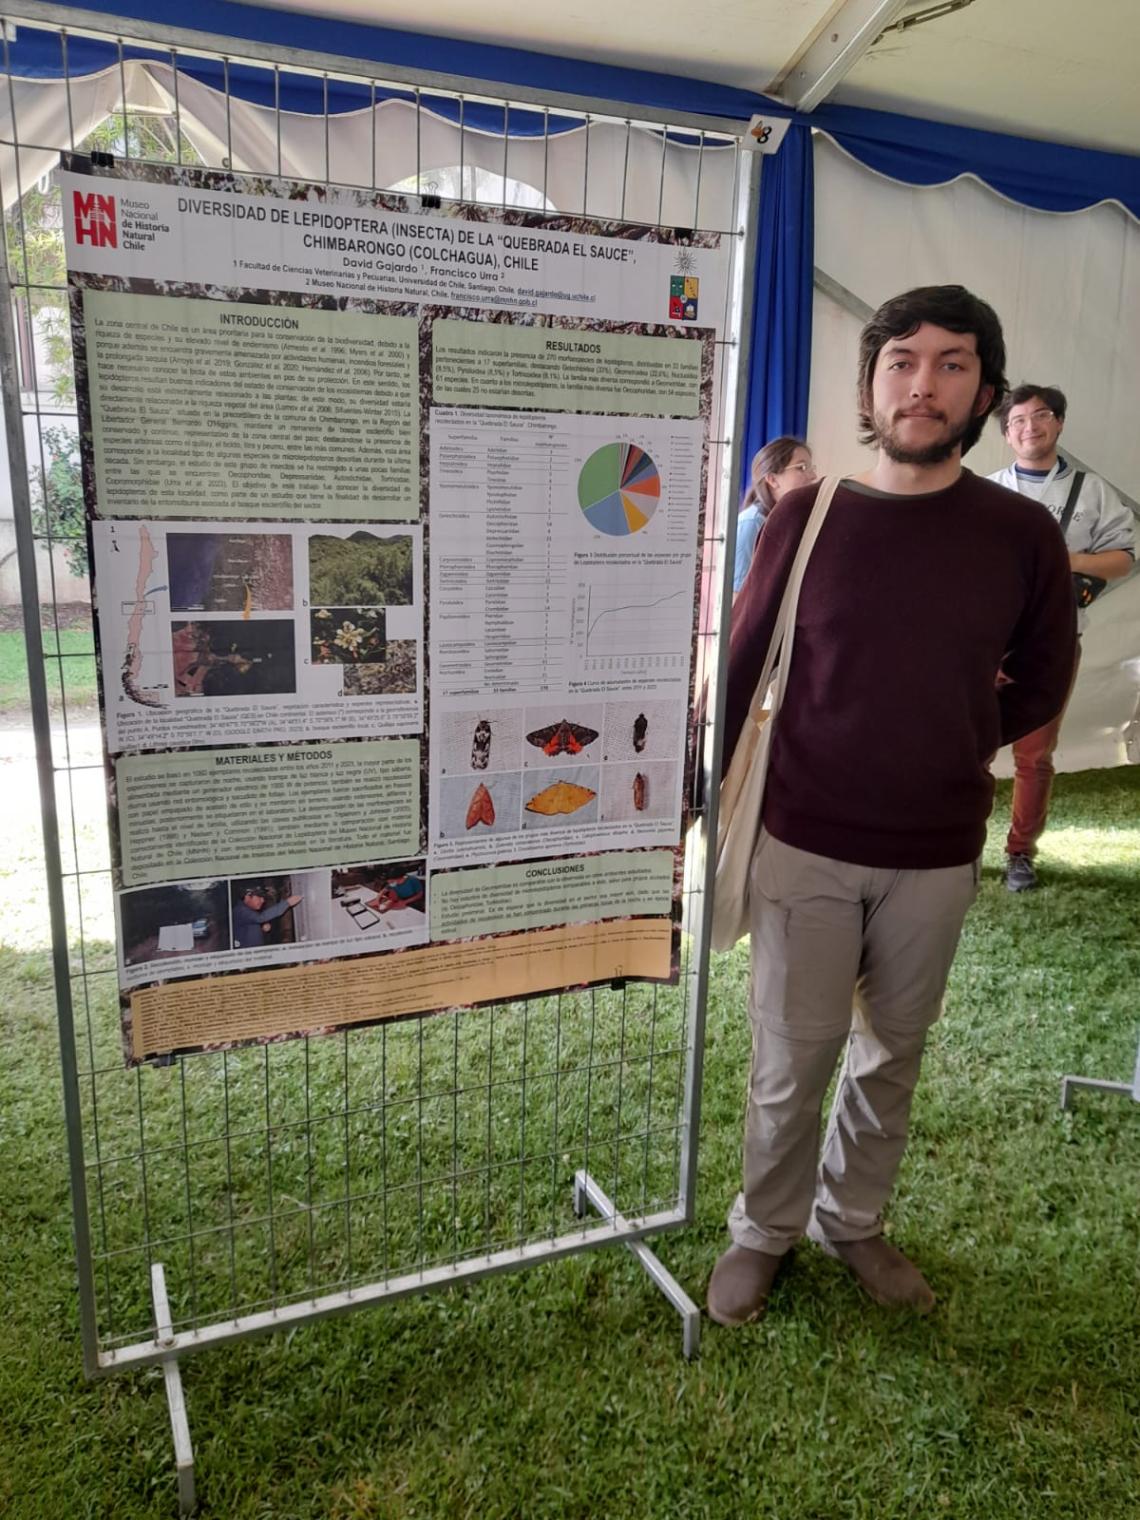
724, 472, 1077, 868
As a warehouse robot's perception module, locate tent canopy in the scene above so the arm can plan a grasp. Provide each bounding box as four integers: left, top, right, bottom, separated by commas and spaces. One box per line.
7, 0, 1137, 155
3, 0, 1138, 768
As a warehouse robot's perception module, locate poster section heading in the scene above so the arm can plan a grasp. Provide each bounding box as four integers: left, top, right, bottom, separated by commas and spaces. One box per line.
84, 291, 418, 521
428, 407, 701, 868
433, 320, 703, 417
92, 519, 423, 753
63, 168, 726, 327
429, 850, 674, 941
128, 918, 674, 1063
115, 738, 419, 887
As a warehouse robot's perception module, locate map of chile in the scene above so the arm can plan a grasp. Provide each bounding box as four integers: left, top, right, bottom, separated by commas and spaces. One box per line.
121, 637, 165, 708
577, 443, 661, 536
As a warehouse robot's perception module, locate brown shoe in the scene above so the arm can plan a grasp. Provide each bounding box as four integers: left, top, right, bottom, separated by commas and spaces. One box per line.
819, 1234, 936, 1314
706, 1243, 787, 1327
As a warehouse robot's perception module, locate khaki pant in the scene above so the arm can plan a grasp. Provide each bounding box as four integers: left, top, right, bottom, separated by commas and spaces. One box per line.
728, 830, 979, 1256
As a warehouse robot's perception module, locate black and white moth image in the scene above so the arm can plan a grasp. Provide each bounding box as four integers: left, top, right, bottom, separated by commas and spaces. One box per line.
471, 719, 492, 770
632, 712, 648, 753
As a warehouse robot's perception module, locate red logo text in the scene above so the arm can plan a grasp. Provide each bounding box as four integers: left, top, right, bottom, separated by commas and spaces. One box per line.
73, 191, 117, 249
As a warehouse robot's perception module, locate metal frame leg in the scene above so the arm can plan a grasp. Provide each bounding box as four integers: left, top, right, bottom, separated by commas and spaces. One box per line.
1060, 1031, 1140, 1111
151, 1264, 197, 1515
573, 1171, 701, 1359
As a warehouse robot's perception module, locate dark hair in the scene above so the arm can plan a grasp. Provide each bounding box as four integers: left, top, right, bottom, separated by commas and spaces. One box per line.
741, 435, 810, 514
856, 285, 1007, 456
997, 383, 1067, 434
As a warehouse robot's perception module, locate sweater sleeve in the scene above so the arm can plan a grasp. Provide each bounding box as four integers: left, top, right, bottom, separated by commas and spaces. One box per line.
719, 487, 812, 777
249, 898, 293, 927
1085, 478, 1136, 558
997, 518, 1079, 748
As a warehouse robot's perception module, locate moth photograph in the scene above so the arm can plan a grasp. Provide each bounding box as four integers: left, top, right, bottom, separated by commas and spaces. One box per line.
436, 771, 523, 841
522, 769, 601, 827
525, 715, 601, 760
433, 705, 524, 776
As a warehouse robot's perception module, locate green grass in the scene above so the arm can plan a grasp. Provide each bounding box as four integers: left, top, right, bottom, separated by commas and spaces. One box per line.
0, 627, 97, 711
1, 768, 1138, 1517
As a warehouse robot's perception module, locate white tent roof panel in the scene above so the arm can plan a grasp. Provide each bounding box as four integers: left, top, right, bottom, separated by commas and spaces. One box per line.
234, 0, 1140, 155
231, 0, 840, 96
835, 0, 1140, 157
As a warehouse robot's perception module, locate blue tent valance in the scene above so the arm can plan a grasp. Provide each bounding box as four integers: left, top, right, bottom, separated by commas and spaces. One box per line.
811, 102, 1140, 222
13, 0, 1134, 216
2, 31, 607, 133
4, 0, 765, 125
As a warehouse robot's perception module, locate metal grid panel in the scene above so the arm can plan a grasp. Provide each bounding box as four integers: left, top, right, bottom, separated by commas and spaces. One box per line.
0, 7, 756, 1374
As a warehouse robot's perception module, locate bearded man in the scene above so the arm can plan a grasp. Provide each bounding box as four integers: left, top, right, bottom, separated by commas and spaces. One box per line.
707, 286, 1076, 1327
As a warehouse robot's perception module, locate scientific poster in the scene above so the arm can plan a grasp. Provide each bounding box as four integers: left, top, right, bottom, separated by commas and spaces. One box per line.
63, 156, 725, 1062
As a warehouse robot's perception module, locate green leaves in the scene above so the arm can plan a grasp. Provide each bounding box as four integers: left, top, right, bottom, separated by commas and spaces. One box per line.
29, 424, 86, 579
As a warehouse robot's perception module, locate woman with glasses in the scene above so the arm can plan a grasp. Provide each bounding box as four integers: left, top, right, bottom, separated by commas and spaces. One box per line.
733, 436, 817, 592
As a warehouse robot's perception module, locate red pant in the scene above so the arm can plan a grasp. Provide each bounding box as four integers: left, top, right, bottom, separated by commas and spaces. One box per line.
1006, 647, 1080, 858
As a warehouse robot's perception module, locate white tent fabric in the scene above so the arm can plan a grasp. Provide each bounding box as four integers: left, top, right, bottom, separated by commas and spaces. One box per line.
0, 63, 738, 227
4, 67, 1136, 770
1, 66, 174, 198
809, 134, 1140, 775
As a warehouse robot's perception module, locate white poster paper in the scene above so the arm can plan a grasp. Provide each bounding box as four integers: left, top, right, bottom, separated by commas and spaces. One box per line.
428, 407, 701, 866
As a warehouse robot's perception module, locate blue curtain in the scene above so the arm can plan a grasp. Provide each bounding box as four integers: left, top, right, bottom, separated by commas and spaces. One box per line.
741, 124, 814, 479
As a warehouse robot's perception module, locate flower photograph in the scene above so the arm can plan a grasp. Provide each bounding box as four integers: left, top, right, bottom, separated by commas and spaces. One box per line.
310, 605, 388, 664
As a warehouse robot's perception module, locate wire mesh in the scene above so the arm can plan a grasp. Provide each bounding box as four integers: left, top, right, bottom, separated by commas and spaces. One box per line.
0, 8, 753, 1368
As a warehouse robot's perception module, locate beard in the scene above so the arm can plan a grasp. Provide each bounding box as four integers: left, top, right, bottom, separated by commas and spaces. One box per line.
872, 406, 974, 465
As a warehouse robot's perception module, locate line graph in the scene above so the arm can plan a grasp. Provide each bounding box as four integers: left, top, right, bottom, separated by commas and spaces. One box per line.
571, 579, 694, 675
585, 586, 689, 656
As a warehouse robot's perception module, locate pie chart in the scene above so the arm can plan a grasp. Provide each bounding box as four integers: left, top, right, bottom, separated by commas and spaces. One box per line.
577, 443, 661, 536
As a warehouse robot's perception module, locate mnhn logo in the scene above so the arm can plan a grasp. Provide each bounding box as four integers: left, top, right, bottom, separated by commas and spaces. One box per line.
73, 191, 117, 249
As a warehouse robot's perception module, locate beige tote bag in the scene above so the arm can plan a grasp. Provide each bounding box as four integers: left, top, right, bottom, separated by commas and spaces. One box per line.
710, 476, 840, 951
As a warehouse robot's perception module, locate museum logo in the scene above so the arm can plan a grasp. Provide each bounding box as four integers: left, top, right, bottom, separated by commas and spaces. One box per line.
73, 190, 117, 249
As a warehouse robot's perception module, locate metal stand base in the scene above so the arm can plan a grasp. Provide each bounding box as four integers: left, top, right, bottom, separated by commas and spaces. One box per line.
151, 1264, 196, 1515
1061, 1035, 1140, 1111
573, 1171, 701, 1359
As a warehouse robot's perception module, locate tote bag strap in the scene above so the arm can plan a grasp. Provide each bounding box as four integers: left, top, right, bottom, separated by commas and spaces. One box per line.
745, 474, 842, 722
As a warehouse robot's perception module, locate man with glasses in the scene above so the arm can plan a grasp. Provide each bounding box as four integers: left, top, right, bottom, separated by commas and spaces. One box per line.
989, 385, 1135, 891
